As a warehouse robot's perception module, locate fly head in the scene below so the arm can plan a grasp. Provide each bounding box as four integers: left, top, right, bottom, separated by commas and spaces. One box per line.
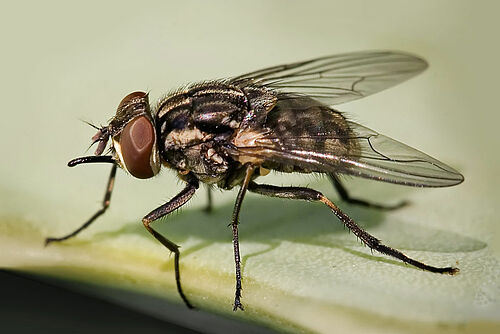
69, 91, 161, 179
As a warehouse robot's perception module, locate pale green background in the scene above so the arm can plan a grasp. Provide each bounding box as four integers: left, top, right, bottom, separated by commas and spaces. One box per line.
0, 1, 499, 333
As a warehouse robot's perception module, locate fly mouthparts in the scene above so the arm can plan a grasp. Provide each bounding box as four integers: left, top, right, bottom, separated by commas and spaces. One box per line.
93, 138, 109, 156
68, 156, 115, 167
91, 127, 110, 156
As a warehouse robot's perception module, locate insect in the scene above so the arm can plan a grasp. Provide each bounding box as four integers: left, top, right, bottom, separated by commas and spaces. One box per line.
46, 50, 464, 311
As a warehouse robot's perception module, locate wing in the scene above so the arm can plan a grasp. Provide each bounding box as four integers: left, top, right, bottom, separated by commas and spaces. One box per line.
231, 50, 428, 106
227, 97, 463, 187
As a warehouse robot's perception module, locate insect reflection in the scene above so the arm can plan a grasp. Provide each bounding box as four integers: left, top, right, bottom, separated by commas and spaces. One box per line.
46, 51, 464, 311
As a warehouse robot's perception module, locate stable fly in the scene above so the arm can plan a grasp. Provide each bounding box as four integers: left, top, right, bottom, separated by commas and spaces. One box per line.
46, 51, 464, 311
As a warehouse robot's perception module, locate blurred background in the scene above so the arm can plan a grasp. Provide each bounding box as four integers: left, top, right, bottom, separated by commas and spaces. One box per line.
0, 1, 499, 333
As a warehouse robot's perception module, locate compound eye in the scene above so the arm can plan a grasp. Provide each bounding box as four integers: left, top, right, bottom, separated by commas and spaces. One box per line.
118, 91, 147, 110
120, 116, 155, 179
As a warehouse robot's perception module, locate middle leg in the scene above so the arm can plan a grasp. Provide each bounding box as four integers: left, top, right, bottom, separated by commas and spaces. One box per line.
204, 186, 213, 213
230, 165, 255, 311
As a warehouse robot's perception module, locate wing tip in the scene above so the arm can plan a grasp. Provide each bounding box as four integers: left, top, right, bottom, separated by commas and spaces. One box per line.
407, 170, 464, 188
440, 171, 465, 187
375, 49, 429, 72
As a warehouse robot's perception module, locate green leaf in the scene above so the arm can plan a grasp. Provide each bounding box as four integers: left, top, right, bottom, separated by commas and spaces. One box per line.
1, 175, 499, 333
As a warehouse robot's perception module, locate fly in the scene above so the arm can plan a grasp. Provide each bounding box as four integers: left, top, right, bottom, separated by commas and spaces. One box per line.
46, 50, 464, 311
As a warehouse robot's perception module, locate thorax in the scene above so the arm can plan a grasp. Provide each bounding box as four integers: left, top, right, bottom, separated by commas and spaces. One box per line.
155, 81, 250, 185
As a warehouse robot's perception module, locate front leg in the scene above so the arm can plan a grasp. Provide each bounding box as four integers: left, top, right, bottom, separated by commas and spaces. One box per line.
142, 176, 199, 309
46, 164, 118, 246
248, 182, 458, 275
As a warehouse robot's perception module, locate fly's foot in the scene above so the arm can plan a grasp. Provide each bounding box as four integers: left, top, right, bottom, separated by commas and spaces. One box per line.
44, 235, 71, 246
438, 266, 460, 275
233, 298, 244, 311
44, 237, 57, 247
203, 204, 212, 214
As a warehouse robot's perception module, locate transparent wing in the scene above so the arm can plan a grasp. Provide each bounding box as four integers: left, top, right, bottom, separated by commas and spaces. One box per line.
227, 97, 463, 187
230, 122, 463, 187
231, 50, 428, 105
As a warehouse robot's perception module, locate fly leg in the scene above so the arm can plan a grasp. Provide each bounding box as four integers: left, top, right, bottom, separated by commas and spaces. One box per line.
329, 174, 407, 210
204, 186, 213, 213
231, 165, 255, 311
142, 177, 199, 309
45, 164, 117, 246
248, 182, 458, 275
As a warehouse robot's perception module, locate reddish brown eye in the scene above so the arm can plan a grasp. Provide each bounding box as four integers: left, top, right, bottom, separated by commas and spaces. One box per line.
118, 91, 147, 110
120, 116, 155, 179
